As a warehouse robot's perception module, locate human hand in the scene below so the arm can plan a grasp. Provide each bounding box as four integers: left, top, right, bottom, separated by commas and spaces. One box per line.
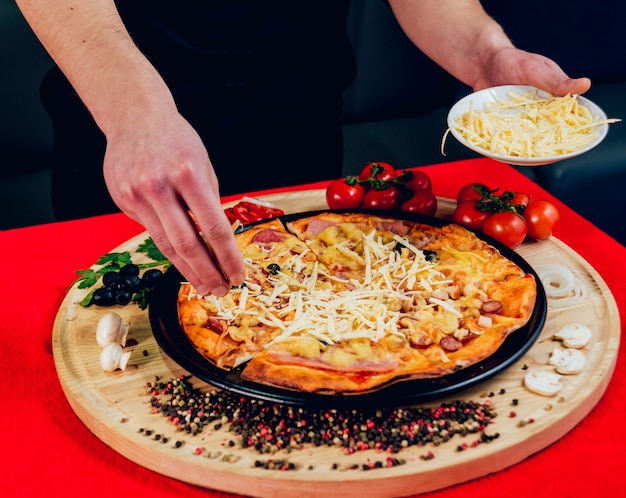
474, 47, 591, 96
103, 111, 246, 297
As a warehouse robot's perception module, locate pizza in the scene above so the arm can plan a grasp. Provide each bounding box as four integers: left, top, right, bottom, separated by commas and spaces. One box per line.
177, 211, 537, 394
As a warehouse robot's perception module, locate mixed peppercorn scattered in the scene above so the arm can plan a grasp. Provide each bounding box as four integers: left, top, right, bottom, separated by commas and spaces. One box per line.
145, 375, 502, 470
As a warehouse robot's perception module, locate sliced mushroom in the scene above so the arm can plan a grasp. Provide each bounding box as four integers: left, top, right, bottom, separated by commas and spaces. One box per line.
524, 370, 563, 396
554, 323, 592, 349
549, 347, 586, 375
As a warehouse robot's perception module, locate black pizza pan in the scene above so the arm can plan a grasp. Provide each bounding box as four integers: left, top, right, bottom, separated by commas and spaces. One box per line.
149, 209, 547, 409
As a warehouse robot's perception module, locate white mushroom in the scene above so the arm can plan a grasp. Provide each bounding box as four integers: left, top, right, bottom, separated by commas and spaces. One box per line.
549, 347, 586, 375
524, 370, 563, 396
96, 312, 129, 348
554, 323, 592, 349
100, 342, 132, 372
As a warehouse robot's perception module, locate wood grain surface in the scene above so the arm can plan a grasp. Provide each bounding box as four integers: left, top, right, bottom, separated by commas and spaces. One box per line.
52, 192, 620, 497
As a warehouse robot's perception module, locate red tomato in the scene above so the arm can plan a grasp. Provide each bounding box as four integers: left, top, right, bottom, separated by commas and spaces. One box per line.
453, 201, 491, 231
523, 200, 560, 239
358, 162, 396, 182
362, 186, 401, 210
400, 189, 437, 216
399, 169, 432, 191
457, 182, 491, 203
482, 211, 528, 248
326, 179, 366, 209
510, 191, 531, 209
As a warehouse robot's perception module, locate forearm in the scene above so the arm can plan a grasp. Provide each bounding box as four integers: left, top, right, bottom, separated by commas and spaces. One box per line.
15, 0, 177, 137
388, 0, 513, 88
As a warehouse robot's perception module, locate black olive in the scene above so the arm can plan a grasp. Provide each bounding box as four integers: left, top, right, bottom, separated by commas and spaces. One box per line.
115, 289, 133, 306
266, 263, 280, 275
120, 264, 140, 278
394, 242, 407, 253
141, 268, 163, 286
423, 250, 437, 262
104, 280, 124, 293
123, 274, 143, 292
91, 287, 116, 306
102, 271, 122, 287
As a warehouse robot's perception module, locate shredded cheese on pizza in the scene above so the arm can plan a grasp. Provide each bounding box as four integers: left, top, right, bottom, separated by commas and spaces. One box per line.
450, 90, 620, 157
191, 228, 452, 348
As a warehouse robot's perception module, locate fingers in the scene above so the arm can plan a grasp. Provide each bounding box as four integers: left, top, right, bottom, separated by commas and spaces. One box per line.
146, 171, 246, 296
480, 48, 592, 97
185, 202, 247, 290
120, 186, 211, 292
552, 77, 591, 97
519, 54, 592, 96
106, 153, 245, 296
169, 160, 246, 294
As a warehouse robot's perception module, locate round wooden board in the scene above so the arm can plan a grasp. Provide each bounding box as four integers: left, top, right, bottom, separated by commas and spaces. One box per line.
53, 192, 620, 497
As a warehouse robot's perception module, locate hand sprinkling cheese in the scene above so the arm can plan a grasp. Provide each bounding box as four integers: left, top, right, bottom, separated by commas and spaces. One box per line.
524, 370, 563, 396
554, 323, 592, 349
549, 347, 586, 375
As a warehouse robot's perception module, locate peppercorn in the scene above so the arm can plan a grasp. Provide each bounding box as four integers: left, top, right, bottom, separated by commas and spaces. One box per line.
145, 376, 500, 461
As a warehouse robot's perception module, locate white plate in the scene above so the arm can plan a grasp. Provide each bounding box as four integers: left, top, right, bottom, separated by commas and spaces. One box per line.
446, 85, 610, 166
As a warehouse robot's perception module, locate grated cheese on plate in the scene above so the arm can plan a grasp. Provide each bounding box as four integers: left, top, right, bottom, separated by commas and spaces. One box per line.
449, 89, 620, 158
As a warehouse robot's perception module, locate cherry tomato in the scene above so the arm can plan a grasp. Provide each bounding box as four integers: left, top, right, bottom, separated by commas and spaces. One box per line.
482, 211, 528, 248
510, 191, 531, 209
400, 189, 437, 216
523, 200, 560, 239
358, 162, 396, 182
362, 186, 401, 210
326, 179, 366, 209
399, 169, 432, 191
457, 182, 491, 203
453, 201, 491, 231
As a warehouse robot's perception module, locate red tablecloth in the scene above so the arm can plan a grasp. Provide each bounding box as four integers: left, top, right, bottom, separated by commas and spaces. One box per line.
1, 158, 624, 497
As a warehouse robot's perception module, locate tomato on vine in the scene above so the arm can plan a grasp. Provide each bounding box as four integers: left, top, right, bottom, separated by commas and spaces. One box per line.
523, 200, 560, 239
482, 212, 528, 248
400, 189, 437, 216
326, 178, 366, 209
452, 200, 490, 231
399, 169, 432, 192
362, 185, 402, 210
457, 183, 492, 204
358, 162, 397, 182
326, 162, 437, 214
452, 181, 560, 247
510, 192, 531, 209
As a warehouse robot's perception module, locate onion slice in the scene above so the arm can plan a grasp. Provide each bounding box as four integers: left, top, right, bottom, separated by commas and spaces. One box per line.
536, 264, 587, 308
536, 264, 575, 297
